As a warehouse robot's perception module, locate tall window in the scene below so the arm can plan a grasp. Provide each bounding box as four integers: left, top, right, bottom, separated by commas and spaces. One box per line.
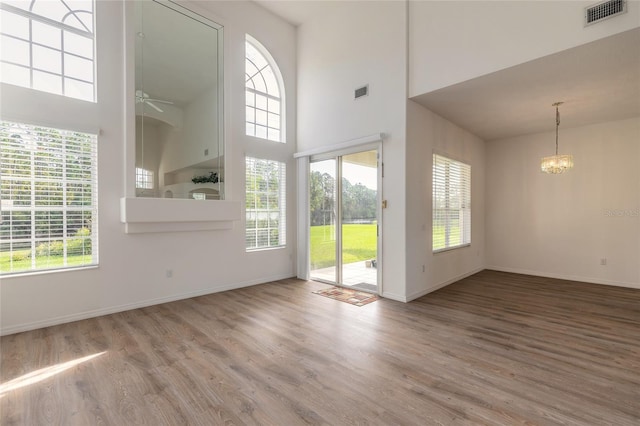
245, 35, 284, 142
135, 167, 153, 190
0, 0, 96, 102
433, 154, 471, 252
0, 121, 98, 274
245, 157, 286, 250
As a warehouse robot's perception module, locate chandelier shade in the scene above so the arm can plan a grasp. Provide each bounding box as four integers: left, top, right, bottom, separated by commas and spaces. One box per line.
541, 101, 574, 174
541, 154, 574, 174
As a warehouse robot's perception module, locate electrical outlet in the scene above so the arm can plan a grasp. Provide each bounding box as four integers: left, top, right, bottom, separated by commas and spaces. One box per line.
422, 264, 425, 273
600, 258, 607, 266
204, 148, 209, 156
166, 269, 173, 278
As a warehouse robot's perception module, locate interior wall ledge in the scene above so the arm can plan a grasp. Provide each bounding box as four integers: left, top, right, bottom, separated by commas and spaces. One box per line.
120, 197, 241, 234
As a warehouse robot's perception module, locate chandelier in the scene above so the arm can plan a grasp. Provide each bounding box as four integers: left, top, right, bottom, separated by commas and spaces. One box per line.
541, 102, 573, 174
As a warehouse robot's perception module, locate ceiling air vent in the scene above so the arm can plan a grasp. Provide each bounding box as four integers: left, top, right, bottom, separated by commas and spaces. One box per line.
354, 85, 369, 100
585, 0, 627, 26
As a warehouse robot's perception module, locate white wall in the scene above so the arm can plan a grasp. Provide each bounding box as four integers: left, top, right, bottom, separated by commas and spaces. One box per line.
405, 100, 486, 300
486, 117, 640, 288
0, 0, 297, 335
409, 0, 640, 96
296, 1, 409, 300
160, 86, 219, 174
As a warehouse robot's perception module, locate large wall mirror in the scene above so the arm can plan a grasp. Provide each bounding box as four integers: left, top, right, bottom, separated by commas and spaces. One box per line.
135, 0, 224, 200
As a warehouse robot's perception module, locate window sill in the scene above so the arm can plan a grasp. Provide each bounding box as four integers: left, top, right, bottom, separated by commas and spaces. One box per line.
1, 265, 99, 279
246, 245, 286, 253
120, 197, 241, 234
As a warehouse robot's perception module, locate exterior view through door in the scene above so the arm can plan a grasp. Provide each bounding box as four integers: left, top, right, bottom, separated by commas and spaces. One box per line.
309, 149, 379, 293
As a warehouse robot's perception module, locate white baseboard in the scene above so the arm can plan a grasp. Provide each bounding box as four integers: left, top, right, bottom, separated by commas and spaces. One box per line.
1, 273, 295, 336
404, 267, 485, 302
486, 266, 640, 290
381, 291, 406, 302
382, 268, 484, 303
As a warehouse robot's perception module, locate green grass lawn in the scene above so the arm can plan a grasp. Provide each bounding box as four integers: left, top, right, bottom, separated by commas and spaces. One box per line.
433, 225, 463, 251
0, 249, 94, 274
310, 224, 461, 269
310, 223, 377, 269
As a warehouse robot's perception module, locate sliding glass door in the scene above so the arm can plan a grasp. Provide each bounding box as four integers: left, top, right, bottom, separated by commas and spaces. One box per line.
309, 149, 379, 292
309, 159, 337, 283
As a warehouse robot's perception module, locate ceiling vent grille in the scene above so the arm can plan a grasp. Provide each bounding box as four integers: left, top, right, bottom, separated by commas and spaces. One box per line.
585, 0, 627, 26
354, 85, 369, 100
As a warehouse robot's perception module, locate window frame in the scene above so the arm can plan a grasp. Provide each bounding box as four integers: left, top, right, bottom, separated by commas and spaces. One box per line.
135, 167, 154, 190
245, 156, 286, 251
0, 0, 97, 102
245, 34, 285, 143
432, 153, 471, 253
0, 120, 99, 276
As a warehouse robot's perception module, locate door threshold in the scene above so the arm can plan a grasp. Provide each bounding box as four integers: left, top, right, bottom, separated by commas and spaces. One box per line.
310, 279, 378, 295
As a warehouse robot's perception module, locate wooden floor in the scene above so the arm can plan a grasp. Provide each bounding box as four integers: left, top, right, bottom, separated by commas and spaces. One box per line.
1, 270, 639, 425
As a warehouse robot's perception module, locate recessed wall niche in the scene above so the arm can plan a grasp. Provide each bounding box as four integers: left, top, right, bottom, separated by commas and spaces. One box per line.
134, 0, 224, 200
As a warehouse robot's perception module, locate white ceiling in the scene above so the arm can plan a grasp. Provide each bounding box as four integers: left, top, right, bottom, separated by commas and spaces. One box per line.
413, 27, 640, 141
256, 1, 640, 141
255, 0, 330, 26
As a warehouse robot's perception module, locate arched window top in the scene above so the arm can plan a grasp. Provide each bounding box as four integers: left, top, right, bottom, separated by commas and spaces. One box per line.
0, 0, 96, 101
3, 0, 94, 34
246, 41, 279, 98
245, 34, 285, 143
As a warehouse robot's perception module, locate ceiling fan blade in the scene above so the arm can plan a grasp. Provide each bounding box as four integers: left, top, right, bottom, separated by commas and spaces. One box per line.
147, 98, 174, 105
146, 101, 164, 113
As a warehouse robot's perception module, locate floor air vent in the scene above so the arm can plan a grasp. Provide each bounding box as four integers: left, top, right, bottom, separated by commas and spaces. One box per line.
585, 0, 627, 26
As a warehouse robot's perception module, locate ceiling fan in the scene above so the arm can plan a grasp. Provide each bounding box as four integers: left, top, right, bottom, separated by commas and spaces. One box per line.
135, 90, 173, 113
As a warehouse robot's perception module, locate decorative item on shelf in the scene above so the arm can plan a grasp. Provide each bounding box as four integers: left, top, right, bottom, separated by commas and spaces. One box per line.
541, 101, 574, 174
192, 172, 219, 184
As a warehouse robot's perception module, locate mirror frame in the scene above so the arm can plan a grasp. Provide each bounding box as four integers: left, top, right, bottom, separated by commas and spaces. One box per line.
124, 0, 225, 200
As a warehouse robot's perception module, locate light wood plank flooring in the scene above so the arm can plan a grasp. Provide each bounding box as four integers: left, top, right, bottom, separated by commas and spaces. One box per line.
1, 270, 639, 425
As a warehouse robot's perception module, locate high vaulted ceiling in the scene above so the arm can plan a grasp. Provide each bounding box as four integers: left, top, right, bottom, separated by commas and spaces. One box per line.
256, 1, 640, 141
413, 28, 640, 141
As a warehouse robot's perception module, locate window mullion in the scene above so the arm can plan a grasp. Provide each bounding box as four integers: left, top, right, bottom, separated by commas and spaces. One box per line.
30, 147, 36, 270
444, 162, 450, 248
0, 3, 93, 38
62, 137, 68, 266
29, 16, 34, 89
245, 87, 280, 102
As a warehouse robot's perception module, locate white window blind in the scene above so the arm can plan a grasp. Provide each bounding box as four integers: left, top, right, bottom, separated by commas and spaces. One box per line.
0, 121, 98, 274
433, 153, 471, 252
245, 157, 286, 250
245, 36, 283, 142
0, 0, 96, 102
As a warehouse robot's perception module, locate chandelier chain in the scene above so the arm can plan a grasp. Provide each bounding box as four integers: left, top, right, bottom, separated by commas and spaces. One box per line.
555, 104, 560, 156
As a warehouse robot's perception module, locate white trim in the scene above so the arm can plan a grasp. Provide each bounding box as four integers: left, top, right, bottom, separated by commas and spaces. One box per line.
0, 107, 101, 136
296, 156, 310, 280
383, 267, 484, 302
294, 133, 385, 159
406, 268, 485, 302
486, 266, 640, 290
1, 273, 296, 336
381, 291, 406, 302
120, 197, 241, 233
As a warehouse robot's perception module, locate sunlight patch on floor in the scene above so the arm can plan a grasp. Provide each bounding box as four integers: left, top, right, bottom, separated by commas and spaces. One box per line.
0, 351, 106, 395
